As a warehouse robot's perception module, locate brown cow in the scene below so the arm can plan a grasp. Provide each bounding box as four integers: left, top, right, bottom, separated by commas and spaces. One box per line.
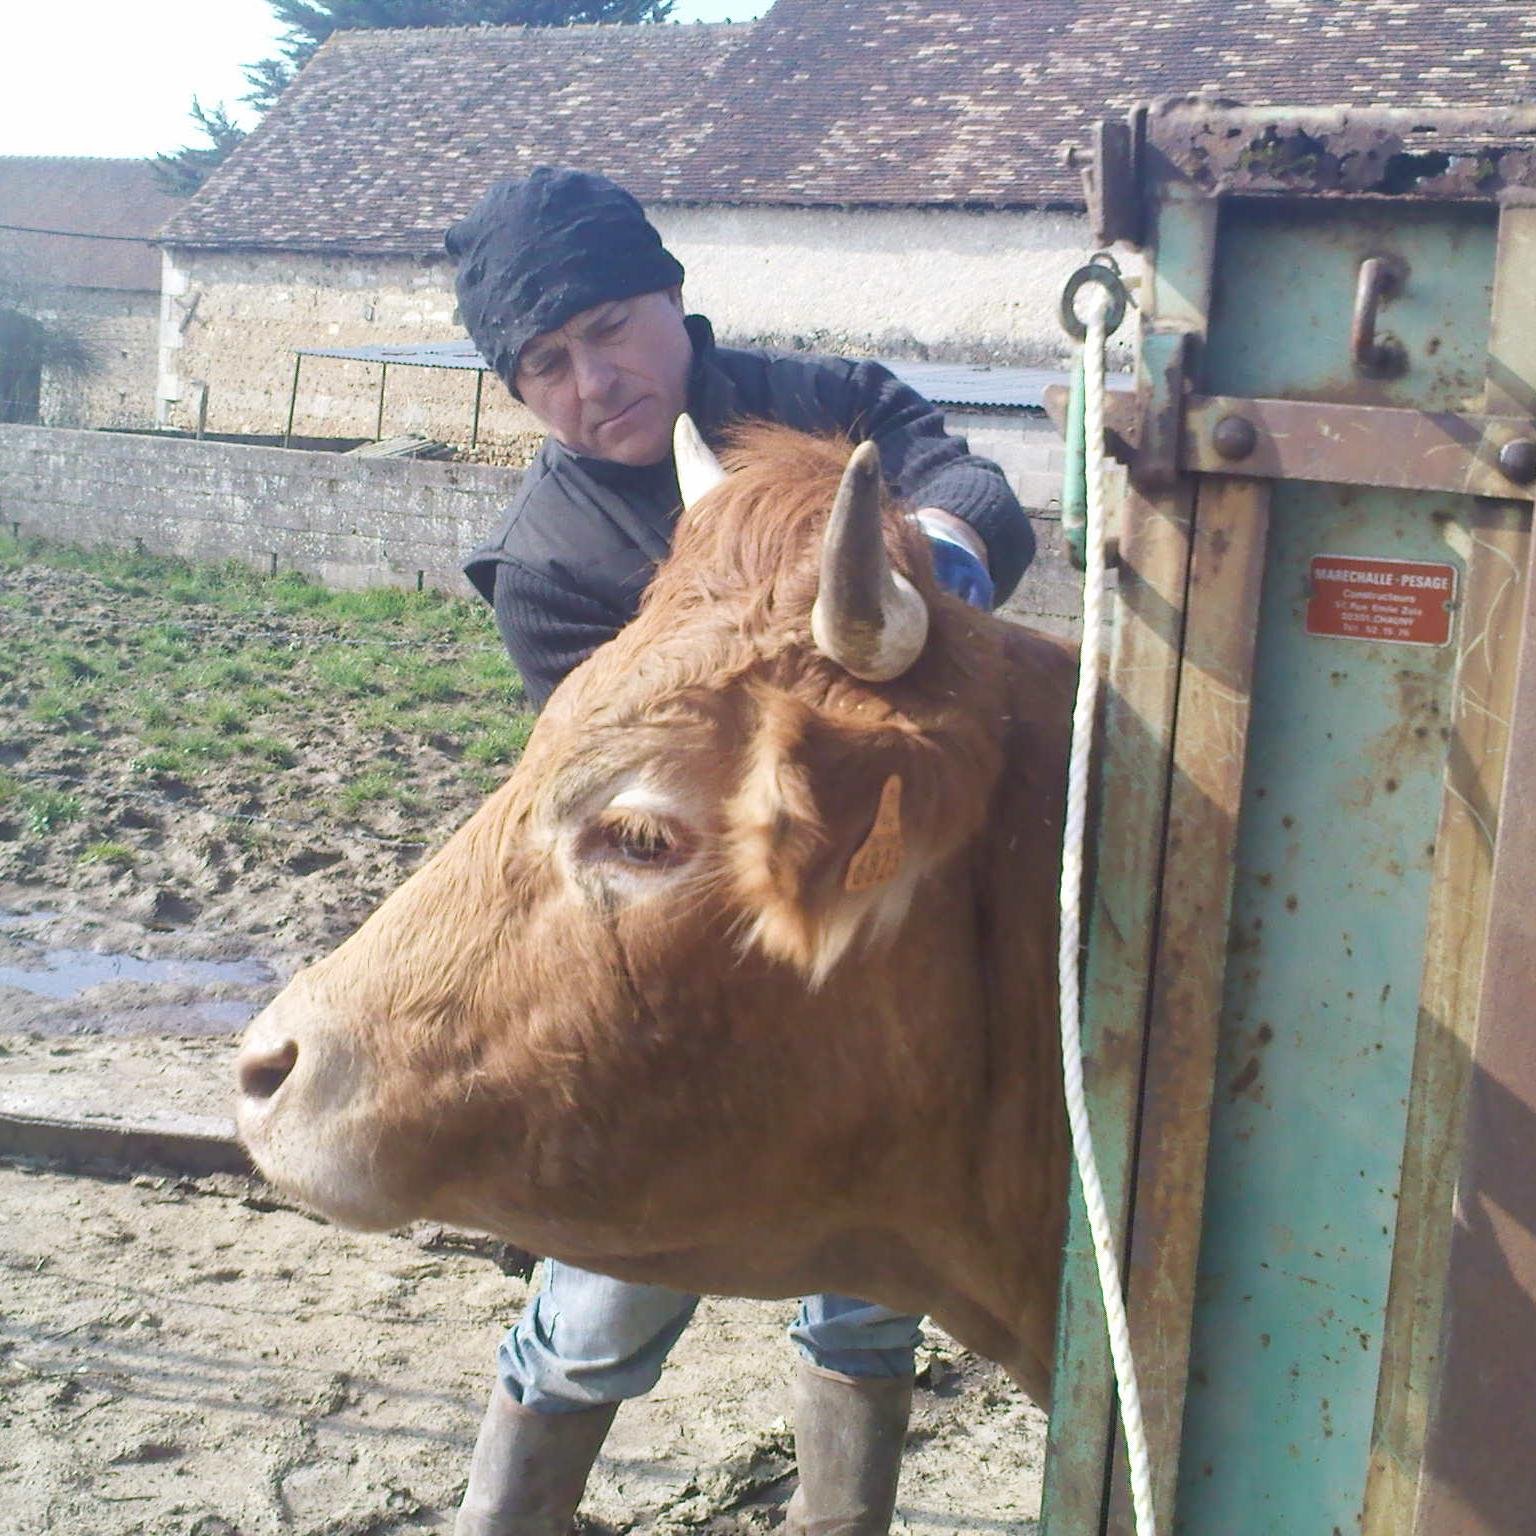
236, 420, 1075, 1404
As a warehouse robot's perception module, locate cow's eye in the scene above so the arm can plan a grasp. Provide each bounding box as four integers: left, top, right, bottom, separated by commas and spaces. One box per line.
583, 811, 689, 870
610, 822, 671, 864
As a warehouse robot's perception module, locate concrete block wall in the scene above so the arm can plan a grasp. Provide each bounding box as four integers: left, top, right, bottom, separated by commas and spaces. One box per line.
0, 421, 1084, 637
0, 426, 514, 597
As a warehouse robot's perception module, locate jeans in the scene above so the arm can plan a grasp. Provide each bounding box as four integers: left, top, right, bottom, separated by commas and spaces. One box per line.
499, 1260, 924, 1413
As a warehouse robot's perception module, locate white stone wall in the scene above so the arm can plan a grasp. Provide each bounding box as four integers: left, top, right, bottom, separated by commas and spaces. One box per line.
157, 248, 542, 443
654, 205, 1097, 367
159, 206, 1109, 440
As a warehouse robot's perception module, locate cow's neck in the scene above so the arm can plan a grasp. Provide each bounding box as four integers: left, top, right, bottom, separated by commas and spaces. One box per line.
933, 624, 1076, 1401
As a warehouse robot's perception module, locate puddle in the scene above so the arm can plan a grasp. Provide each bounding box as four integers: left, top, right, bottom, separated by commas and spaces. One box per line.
0, 909, 277, 1035
0, 944, 272, 1001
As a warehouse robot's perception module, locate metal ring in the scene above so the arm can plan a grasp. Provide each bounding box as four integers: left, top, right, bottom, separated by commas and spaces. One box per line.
1059, 261, 1129, 342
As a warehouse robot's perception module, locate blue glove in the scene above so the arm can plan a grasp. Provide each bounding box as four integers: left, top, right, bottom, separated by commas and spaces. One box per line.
919, 519, 995, 611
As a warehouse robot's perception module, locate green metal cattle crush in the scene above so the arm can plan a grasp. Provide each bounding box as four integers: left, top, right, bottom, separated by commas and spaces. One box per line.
1041, 101, 1536, 1536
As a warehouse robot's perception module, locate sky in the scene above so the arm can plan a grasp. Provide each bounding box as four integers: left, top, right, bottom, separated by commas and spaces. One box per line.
0, 0, 767, 159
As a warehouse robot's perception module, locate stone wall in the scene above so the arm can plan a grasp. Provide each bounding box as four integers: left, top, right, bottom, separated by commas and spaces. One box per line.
0, 426, 512, 597
157, 249, 537, 444
649, 206, 1098, 367
158, 207, 1114, 442
32, 288, 161, 431
0, 420, 1082, 635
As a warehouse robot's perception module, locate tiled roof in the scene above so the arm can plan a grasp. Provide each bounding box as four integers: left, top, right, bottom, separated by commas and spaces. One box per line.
0, 158, 183, 290
162, 0, 1536, 252
160, 23, 753, 253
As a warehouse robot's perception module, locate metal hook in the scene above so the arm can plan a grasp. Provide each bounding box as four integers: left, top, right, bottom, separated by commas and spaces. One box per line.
1060, 256, 1131, 342
1351, 255, 1409, 378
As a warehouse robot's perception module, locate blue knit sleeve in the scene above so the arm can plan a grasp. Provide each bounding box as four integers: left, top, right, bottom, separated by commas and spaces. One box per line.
758, 351, 1036, 601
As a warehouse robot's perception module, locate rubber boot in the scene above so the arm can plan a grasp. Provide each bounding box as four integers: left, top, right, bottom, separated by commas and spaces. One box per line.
454, 1382, 619, 1536
783, 1361, 914, 1536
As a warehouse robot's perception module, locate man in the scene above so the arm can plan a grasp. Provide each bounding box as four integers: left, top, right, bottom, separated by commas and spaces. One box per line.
449, 167, 1035, 1536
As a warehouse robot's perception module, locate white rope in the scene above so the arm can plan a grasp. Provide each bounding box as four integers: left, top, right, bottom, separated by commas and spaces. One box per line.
1058, 284, 1158, 1536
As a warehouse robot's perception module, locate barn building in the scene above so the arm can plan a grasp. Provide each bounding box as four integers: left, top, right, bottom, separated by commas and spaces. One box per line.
156, 0, 1534, 449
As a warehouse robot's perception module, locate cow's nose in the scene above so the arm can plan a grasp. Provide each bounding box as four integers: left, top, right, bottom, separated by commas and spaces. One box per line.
237, 1037, 299, 1102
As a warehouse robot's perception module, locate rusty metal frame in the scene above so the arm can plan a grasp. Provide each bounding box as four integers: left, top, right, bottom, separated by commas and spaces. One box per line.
1050, 100, 1536, 1536
1411, 456, 1536, 1535
1047, 391, 1536, 502
1146, 103, 1536, 205
1106, 474, 1272, 1532
1361, 200, 1536, 1536
1084, 108, 1147, 249
1184, 396, 1536, 501
1089, 103, 1536, 248
1040, 189, 1219, 1535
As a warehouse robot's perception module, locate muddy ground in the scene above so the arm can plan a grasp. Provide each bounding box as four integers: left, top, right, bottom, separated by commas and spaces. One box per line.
0, 548, 1048, 1534
0, 561, 508, 976
1, 1162, 1046, 1536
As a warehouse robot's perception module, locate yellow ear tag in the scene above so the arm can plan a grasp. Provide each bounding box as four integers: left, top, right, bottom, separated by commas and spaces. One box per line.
845, 774, 905, 892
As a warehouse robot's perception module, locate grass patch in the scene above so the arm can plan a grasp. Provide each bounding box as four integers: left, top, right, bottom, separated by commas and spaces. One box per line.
240, 736, 298, 768
236, 684, 286, 715
338, 769, 399, 813
311, 651, 384, 697
21, 788, 81, 835
463, 717, 535, 766
396, 664, 462, 706
128, 691, 176, 730
465, 766, 506, 795
176, 731, 236, 762
46, 652, 97, 683
197, 658, 257, 689
129, 747, 190, 778
79, 840, 135, 867
244, 645, 299, 675
3, 535, 541, 848
27, 689, 91, 727
204, 701, 249, 737
327, 586, 411, 623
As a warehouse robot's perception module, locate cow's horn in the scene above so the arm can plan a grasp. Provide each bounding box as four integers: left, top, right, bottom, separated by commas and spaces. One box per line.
674, 412, 727, 510
811, 441, 929, 681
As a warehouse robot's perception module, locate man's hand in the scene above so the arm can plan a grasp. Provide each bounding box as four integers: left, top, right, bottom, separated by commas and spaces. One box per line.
912, 507, 995, 611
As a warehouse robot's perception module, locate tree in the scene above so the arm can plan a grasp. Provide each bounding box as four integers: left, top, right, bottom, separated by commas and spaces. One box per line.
151, 98, 250, 199
0, 247, 102, 424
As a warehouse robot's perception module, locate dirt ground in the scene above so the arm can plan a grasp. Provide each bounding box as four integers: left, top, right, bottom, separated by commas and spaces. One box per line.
0, 1161, 1046, 1536
0, 549, 1049, 1533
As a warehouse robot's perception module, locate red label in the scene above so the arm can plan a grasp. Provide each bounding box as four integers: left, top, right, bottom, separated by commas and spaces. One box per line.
1306, 555, 1457, 647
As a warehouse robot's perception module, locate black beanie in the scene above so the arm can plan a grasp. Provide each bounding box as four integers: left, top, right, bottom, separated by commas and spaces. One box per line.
446, 167, 686, 394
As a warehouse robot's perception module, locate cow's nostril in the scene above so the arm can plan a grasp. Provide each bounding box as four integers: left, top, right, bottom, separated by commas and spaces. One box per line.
238, 1038, 299, 1101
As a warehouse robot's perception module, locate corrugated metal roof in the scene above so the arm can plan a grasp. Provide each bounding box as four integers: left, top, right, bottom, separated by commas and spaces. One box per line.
298, 339, 488, 371
295, 338, 1131, 410
872, 359, 1131, 411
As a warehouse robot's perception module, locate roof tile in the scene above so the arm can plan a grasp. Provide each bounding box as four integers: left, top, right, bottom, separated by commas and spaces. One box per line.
163, 0, 1536, 252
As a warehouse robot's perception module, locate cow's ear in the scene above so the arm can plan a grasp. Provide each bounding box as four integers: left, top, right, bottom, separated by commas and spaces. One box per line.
724, 688, 998, 985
